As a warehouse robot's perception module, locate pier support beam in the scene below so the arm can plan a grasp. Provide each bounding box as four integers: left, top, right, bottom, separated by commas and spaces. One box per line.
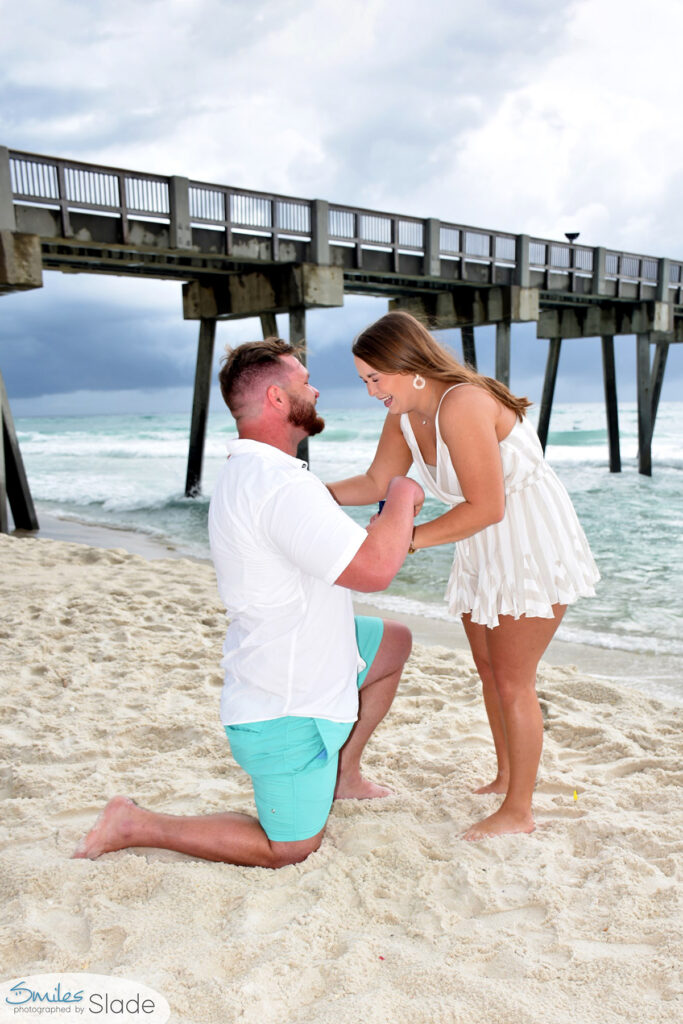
537, 338, 562, 452
391, 286, 538, 331
0, 370, 38, 532
636, 334, 670, 477
1, 148, 43, 294
0, 229, 43, 295
650, 340, 669, 433
260, 313, 278, 338
182, 265, 343, 322
185, 318, 217, 497
636, 333, 653, 477
288, 307, 309, 463
600, 335, 621, 473
461, 326, 477, 370
495, 321, 511, 386
289, 307, 306, 354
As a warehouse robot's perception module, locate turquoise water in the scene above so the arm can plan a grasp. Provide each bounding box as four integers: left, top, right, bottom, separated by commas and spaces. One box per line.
13, 402, 683, 687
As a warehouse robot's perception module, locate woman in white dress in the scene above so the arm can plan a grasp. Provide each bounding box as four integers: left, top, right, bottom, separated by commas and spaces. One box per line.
328, 311, 599, 840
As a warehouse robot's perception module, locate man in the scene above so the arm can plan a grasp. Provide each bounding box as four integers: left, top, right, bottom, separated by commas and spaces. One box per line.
74, 338, 423, 869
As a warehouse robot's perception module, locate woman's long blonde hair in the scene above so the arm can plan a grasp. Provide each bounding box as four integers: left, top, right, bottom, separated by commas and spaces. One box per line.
353, 310, 531, 421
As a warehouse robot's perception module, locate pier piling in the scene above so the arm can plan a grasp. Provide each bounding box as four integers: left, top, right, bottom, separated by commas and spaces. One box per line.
0, 370, 38, 532
461, 326, 477, 370
289, 306, 308, 463
537, 338, 562, 452
185, 318, 216, 497
650, 341, 669, 431
495, 321, 511, 387
636, 333, 653, 477
259, 313, 278, 339
601, 335, 622, 473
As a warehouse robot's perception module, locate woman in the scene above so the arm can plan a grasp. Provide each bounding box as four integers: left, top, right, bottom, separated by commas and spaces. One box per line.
328, 311, 599, 840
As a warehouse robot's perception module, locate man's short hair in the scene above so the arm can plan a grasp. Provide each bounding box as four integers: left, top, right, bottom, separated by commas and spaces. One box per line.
218, 338, 299, 416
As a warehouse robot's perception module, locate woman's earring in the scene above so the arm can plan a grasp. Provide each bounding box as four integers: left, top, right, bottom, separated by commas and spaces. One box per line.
412, 374, 426, 390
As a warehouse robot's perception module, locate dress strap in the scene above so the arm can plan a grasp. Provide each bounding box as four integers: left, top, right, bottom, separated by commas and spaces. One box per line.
435, 384, 465, 427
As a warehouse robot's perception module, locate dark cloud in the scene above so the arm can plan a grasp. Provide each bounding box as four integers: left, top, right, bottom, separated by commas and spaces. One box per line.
0, 277, 197, 398
2, 277, 681, 413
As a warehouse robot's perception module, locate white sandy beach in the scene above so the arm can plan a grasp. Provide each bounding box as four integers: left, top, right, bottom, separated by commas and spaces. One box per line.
1, 531, 681, 1024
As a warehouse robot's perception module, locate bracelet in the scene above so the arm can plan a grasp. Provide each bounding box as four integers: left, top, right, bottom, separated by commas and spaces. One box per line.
408, 526, 417, 554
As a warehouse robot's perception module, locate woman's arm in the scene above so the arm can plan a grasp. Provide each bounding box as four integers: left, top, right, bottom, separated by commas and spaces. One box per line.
327, 412, 413, 506
335, 476, 425, 591
412, 387, 507, 551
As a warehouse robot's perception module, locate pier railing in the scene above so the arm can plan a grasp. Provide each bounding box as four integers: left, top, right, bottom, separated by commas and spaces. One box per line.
7, 147, 683, 302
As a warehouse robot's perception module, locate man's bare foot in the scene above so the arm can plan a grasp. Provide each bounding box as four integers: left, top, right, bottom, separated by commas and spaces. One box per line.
463, 807, 535, 841
473, 776, 508, 795
72, 796, 141, 859
334, 775, 392, 800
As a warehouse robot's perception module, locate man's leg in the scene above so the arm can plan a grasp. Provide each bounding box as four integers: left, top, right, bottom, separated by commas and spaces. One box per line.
335, 619, 411, 799
73, 795, 323, 868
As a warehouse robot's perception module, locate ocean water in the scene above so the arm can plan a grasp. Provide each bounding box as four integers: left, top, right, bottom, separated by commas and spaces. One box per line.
12, 401, 683, 699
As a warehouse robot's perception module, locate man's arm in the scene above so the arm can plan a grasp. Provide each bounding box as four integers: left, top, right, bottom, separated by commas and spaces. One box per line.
334, 476, 423, 592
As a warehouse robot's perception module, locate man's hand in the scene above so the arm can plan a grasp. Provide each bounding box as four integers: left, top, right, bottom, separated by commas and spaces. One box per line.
335, 475, 425, 593
368, 477, 423, 527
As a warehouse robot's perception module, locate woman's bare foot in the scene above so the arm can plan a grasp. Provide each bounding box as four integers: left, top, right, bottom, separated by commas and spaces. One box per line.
473, 775, 508, 795
463, 807, 535, 841
72, 796, 141, 859
334, 774, 392, 800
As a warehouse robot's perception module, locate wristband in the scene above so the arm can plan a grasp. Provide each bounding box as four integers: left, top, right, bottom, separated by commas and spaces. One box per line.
408, 526, 417, 554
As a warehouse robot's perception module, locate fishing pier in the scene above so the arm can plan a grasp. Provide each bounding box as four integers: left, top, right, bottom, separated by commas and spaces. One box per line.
1, 145, 681, 532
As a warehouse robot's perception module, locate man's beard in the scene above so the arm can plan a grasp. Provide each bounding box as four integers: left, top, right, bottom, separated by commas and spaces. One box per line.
288, 395, 325, 436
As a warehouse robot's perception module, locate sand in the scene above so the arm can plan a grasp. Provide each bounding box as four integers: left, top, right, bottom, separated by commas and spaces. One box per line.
1, 532, 681, 1024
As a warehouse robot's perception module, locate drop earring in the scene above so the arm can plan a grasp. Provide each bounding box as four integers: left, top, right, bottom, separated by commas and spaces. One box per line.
412, 374, 426, 390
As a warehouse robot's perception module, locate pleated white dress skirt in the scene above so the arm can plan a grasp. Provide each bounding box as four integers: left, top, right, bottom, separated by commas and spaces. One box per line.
401, 409, 600, 629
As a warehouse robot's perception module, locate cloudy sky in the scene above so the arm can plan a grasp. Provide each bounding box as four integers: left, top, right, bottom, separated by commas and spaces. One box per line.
1, 0, 682, 416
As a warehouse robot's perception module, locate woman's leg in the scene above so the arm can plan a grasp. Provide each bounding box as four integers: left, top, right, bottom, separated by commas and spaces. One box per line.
463, 604, 566, 840
462, 613, 509, 794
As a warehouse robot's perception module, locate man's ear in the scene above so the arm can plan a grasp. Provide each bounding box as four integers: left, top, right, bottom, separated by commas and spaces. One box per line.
265, 383, 286, 411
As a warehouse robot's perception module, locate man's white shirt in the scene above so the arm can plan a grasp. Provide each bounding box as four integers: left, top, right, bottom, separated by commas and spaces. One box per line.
208, 439, 368, 726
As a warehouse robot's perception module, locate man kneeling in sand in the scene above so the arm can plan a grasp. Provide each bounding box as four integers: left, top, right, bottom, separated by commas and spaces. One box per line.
75, 338, 423, 869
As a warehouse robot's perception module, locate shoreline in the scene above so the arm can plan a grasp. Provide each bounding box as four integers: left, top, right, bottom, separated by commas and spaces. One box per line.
17, 510, 682, 705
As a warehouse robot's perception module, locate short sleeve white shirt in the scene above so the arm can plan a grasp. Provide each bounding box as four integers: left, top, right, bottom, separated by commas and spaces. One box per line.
208, 439, 368, 725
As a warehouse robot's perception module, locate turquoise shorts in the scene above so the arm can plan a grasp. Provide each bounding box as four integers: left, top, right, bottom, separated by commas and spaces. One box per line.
224, 616, 384, 843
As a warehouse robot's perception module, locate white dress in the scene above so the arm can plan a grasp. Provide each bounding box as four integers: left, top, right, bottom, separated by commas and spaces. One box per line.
400, 387, 600, 628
